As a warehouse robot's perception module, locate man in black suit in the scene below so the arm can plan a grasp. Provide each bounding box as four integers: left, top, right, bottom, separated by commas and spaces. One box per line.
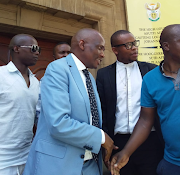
96, 30, 164, 175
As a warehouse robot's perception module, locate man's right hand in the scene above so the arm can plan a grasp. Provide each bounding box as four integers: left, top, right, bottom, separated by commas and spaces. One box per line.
110, 150, 129, 175
102, 133, 118, 167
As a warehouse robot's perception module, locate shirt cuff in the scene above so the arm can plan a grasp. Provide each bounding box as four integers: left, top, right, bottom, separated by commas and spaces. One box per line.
100, 129, 105, 144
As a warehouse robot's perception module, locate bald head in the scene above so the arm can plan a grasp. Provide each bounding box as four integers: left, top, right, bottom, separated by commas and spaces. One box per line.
9, 34, 35, 47
70, 28, 105, 69
71, 28, 104, 51
8, 33, 39, 68
9, 34, 37, 56
160, 24, 180, 49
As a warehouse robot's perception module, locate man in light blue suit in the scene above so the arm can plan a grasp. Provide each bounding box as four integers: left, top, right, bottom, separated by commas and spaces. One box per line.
23, 28, 116, 175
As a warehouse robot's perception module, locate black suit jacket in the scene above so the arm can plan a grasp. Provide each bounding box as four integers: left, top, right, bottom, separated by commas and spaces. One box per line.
96, 61, 164, 146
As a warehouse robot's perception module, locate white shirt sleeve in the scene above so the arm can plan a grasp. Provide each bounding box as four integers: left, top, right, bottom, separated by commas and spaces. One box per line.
101, 129, 105, 144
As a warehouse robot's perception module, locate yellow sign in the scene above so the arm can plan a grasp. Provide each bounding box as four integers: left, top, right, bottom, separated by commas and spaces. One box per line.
125, 0, 180, 65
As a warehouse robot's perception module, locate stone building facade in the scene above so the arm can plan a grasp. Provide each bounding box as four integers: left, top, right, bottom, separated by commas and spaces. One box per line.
0, 0, 127, 78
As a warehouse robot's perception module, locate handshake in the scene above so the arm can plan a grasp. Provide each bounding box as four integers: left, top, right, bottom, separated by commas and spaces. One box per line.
102, 133, 129, 175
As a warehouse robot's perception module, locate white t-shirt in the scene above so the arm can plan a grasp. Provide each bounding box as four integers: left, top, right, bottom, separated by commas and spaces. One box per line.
0, 61, 39, 169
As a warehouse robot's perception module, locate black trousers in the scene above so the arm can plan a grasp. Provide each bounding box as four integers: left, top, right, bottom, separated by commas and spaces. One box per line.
112, 132, 164, 175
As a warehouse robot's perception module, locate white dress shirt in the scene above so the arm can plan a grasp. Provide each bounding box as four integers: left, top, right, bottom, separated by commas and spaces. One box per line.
71, 54, 105, 161
114, 61, 142, 134
0, 61, 39, 169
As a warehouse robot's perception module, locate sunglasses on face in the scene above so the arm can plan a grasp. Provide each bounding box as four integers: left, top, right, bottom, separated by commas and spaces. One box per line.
113, 40, 140, 50
19, 44, 41, 53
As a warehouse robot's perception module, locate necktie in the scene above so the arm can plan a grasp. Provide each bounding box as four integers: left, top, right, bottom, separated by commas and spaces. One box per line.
82, 69, 99, 161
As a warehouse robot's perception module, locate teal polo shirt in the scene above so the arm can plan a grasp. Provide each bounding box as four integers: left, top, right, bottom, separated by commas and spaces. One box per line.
141, 61, 180, 166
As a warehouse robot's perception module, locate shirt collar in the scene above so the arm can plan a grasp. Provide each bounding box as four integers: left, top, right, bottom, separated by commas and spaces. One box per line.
71, 53, 86, 71
159, 60, 164, 74
7, 61, 18, 72
6, 61, 34, 76
160, 60, 180, 78
116, 60, 135, 68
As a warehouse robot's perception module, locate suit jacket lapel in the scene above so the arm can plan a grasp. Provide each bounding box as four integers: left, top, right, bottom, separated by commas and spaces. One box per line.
108, 62, 117, 100
137, 61, 146, 77
66, 55, 91, 123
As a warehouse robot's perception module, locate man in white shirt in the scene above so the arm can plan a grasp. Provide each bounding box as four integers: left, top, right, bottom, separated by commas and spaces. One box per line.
0, 34, 40, 175
96, 30, 164, 175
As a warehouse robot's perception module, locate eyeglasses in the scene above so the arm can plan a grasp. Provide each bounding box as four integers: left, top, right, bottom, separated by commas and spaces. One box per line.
113, 40, 140, 50
19, 44, 41, 53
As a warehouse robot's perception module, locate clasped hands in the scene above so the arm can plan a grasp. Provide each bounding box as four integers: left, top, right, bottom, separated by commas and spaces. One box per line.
102, 133, 129, 175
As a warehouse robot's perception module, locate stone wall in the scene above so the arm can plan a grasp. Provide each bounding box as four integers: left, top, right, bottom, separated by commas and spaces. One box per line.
0, 0, 127, 77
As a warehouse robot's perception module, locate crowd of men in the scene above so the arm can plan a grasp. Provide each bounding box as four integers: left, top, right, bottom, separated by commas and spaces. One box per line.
0, 24, 180, 175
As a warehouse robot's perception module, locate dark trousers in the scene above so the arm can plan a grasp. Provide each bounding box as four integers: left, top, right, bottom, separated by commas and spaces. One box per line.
157, 158, 180, 175
112, 131, 163, 175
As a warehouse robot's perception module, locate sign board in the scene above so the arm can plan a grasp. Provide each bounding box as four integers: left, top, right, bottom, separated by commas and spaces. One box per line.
125, 1, 180, 64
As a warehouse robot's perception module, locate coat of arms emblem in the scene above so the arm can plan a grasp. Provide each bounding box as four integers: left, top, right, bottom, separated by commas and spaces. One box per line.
145, 2, 161, 21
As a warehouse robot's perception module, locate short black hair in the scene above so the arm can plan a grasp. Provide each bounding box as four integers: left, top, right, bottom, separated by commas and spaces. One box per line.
111, 30, 130, 47
53, 42, 70, 55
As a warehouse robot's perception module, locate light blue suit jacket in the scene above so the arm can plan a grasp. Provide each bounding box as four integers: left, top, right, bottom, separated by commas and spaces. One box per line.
23, 54, 103, 175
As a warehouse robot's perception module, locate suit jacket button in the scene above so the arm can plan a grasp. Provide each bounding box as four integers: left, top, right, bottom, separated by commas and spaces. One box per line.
81, 155, 84, 159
